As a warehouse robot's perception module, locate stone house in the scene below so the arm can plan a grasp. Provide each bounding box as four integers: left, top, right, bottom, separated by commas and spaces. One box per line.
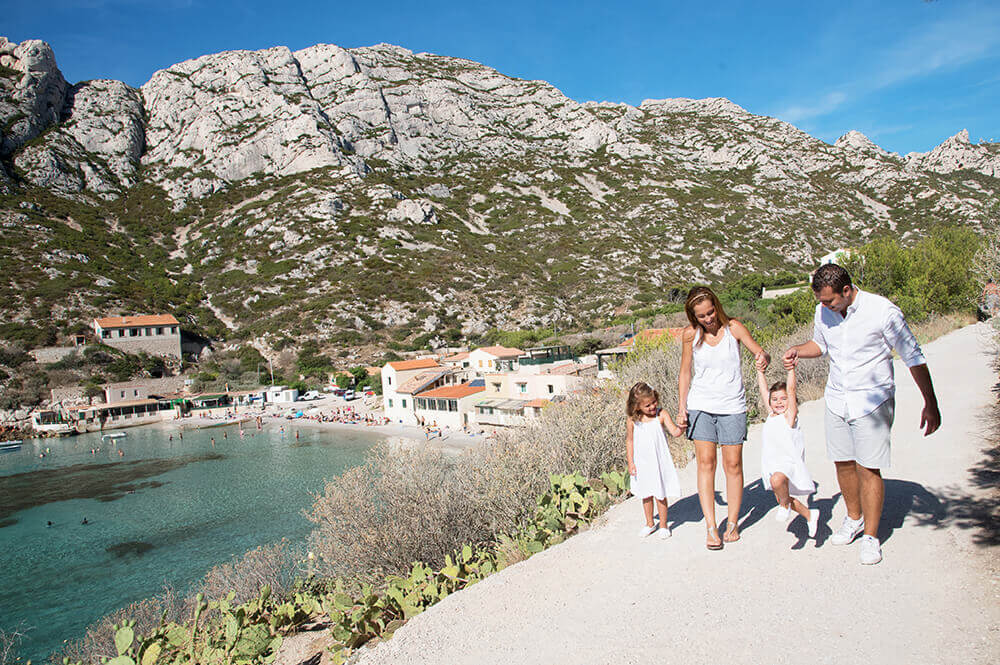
93, 315, 182, 359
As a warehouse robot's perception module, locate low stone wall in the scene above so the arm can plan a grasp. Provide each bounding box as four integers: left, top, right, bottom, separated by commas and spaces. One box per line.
50, 385, 88, 406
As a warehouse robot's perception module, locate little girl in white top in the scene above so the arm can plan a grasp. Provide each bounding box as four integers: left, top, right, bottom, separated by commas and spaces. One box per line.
626, 382, 683, 539
755, 363, 820, 537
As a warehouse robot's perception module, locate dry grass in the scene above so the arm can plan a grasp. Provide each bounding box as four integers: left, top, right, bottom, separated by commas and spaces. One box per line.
910, 311, 975, 345
56, 587, 190, 665
196, 540, 299, 605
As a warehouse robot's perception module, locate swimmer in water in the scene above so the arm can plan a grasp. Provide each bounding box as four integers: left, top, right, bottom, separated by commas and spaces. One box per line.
169, 435, 173, 441
81, 518, 89, 525
47, 521, 53, 528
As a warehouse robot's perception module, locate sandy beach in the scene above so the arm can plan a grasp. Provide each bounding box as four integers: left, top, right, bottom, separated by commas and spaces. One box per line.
159, 393, 487, 451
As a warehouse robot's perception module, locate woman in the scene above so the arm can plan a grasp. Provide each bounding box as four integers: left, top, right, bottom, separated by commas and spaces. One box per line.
677, 286, 769, 550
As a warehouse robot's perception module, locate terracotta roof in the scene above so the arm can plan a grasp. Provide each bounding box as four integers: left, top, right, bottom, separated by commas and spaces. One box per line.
620, 328, 685, 348
387, 358, 440, 371
443, 352, 470, 362
396, 369, 451, 395
416, 383, 485, 399
94, 315, 180, 328
524, 398, 551, 409
474, 345, 524, 358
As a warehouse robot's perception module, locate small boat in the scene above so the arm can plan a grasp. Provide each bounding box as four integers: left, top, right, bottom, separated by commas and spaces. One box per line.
101, 432, 128, 441
0, 440, 22, 451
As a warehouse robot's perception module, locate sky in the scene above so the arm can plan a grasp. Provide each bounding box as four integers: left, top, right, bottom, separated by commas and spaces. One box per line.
4, 0, 999, 155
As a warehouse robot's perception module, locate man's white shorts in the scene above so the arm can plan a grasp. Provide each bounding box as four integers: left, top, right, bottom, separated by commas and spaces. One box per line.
824, 398, 895, 470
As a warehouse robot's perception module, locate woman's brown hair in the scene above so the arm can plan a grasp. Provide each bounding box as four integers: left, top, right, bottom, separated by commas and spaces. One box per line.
684, 286, 731, 347
626, 382, 659, 421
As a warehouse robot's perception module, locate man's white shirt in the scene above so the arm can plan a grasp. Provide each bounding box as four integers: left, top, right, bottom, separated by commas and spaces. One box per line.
812, 289, 926, 421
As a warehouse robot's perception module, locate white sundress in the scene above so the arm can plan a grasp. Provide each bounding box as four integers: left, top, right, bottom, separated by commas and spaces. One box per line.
631, 417, 681, 500
760, 413, 815, 497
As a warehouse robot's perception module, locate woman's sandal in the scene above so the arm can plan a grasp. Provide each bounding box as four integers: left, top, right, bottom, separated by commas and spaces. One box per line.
706, 526, 723, 550
723, 522, 740, 543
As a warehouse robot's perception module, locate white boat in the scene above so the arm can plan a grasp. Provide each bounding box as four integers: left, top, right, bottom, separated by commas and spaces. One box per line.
0, 440, 22, 450
101, 432, 128, 441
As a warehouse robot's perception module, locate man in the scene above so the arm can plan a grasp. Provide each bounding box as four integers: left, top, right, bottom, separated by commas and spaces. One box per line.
783, 264, 941, 565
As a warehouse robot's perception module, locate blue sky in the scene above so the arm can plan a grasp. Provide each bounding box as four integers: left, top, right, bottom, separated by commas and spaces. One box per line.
5, 0, 999, 154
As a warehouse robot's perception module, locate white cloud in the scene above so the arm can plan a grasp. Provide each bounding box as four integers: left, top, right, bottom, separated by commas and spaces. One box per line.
772, 6, 1000, 124
777, 91, 847, 124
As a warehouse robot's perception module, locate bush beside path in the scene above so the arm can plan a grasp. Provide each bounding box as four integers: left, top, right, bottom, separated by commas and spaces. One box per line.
352, 322, 1000, 665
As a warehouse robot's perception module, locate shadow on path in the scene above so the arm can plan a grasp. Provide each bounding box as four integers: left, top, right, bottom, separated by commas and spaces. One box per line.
907, 441, 1000, 547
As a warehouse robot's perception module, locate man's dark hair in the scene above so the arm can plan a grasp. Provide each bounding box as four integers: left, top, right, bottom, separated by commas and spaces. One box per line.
812, 263, 852, 293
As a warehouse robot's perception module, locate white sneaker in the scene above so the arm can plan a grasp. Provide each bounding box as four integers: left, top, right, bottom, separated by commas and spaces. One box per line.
638, 525, 656, 538
658, 527, 672, 539
774, 505, 791, 522
830, 516, 865, 545
807, 509, 820, 538
859, 535, 882, 565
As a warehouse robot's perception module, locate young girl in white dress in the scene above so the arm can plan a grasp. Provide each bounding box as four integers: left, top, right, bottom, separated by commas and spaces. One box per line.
626, 382, 683, 539
755, 363, 820, 537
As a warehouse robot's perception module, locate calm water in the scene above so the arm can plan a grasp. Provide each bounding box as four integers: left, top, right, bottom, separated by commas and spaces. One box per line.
0, 423, 387, 663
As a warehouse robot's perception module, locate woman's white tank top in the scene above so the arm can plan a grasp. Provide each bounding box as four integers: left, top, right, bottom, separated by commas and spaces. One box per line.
686, 325, 746, 415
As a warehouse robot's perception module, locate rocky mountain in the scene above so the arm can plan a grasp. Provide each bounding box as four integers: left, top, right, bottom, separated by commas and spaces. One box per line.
1, 37, 998, 358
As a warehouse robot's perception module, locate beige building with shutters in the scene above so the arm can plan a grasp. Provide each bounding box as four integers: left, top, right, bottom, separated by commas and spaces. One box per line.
93, 315, 182, 358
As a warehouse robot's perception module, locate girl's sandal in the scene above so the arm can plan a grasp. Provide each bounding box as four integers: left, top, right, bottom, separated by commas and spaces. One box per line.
723, 522, 740, 543
706, 526, 723, 550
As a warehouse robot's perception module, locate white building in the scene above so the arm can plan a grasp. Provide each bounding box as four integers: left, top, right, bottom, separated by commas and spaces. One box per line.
382, 358, 454, 425
413, 381, 486, 430
467, 345, 524, 376
475, 361, 595, 427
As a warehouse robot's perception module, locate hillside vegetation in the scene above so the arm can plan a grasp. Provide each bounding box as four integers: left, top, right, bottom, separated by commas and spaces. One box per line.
0, 38, 998, 364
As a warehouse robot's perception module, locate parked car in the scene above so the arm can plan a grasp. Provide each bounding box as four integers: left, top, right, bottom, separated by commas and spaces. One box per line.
343, 390, 357, 401
301, 390, 322, 401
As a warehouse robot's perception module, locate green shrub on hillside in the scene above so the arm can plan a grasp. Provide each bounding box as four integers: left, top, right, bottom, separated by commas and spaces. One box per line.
840, 227, 980, 320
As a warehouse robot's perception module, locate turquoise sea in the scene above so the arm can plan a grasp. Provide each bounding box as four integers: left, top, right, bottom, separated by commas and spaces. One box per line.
0, 423, 385, 663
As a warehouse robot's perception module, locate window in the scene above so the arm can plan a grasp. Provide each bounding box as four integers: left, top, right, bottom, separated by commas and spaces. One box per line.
388, 376, 392, 385
517, 383, 527, 394
120, 391, 125, 398
145, 327, 152, 336
129, 328, 139, 337
491, 382, 501, 392
171, 326, 177, 334
118, 330, 125, 337
478, 360, 483, 368
101, 330, 111, 339
448, 400, 457, 412
156, 327, 163, 335
401, 399, 407, 408
547, 384, 554, 394
133, 389, 139, 397
388, 399, 393, 408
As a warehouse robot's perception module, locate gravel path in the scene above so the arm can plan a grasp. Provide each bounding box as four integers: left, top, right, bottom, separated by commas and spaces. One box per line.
356, 322, 1000, 665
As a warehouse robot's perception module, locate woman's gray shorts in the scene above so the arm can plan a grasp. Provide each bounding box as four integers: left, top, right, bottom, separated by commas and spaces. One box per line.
686, 409, 748, 445
825, 398, 895, 469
